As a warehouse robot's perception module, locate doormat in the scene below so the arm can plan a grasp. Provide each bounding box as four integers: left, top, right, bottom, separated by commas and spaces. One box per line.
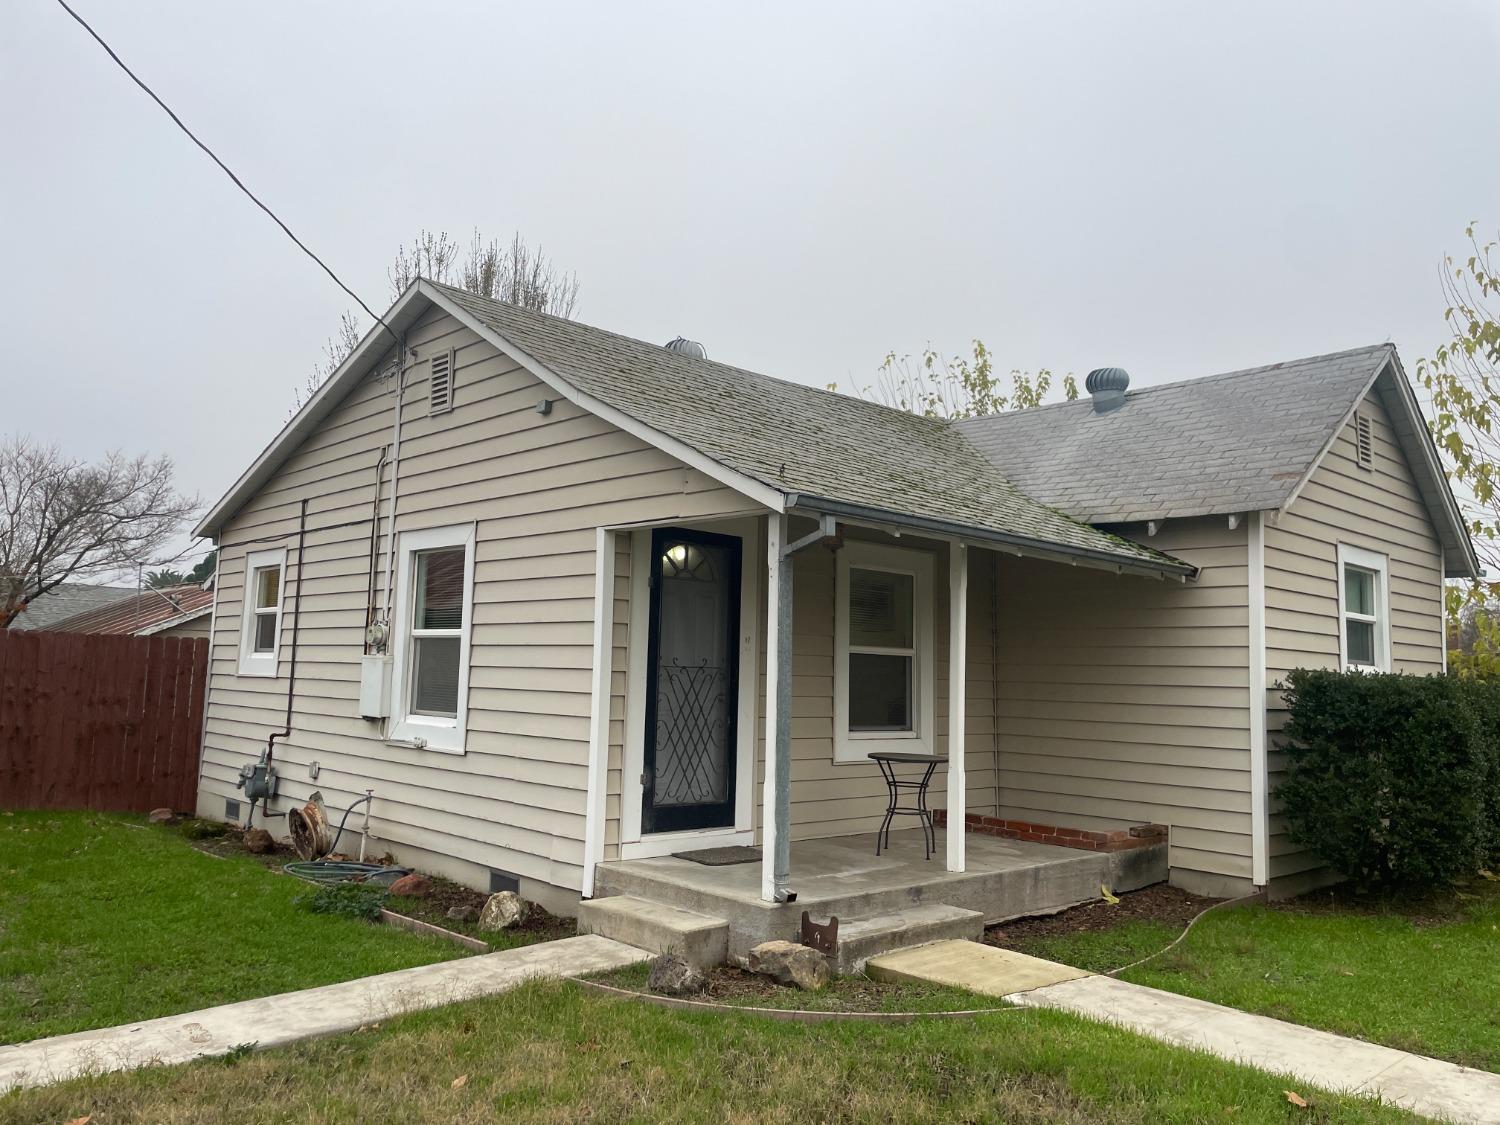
672, 846, 762, 866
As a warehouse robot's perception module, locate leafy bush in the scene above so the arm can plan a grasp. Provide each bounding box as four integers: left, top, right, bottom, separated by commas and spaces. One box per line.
1277, 669, 1494, 889
296, 882, 388, 922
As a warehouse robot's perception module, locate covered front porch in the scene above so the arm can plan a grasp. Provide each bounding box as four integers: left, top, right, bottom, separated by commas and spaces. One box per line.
578, 505, 1198, 964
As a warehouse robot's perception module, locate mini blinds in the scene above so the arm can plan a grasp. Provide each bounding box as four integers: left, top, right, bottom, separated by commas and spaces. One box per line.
848, 567, 916, 732
848, 569, 914, 649
1355, 413, 1373, 469
428, 348, 455, 416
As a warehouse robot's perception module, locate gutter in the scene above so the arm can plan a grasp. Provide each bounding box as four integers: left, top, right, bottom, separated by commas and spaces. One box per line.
784, 494, 1198, 581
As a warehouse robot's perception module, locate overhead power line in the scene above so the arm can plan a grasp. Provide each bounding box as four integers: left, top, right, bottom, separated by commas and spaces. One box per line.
52, 0, 397, 345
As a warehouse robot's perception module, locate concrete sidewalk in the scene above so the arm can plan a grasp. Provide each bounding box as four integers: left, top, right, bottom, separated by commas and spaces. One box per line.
0, 934, 648, 1094
871, 940, 1500, 1124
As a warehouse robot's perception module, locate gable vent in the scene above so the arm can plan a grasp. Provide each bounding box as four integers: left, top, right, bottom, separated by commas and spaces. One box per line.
428, 348, 455, 417
1354, 412, 1373, 469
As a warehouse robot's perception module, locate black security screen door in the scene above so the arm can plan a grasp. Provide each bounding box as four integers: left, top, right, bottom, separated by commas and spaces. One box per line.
642, 528, 741, 833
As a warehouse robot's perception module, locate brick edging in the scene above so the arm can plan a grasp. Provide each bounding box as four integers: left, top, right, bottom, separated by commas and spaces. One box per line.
931, 810, 1167, 853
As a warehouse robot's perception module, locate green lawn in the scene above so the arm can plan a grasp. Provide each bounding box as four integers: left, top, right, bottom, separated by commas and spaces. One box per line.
1011, 880, 1500, 1072
0, 979, 1424, 1124
0, 811, 464, 1043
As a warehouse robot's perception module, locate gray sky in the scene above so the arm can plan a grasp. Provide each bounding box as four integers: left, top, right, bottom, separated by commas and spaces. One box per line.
4, 0, 1499, 561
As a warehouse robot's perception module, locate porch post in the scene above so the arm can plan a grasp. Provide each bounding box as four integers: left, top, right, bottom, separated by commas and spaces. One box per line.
582, 527, 616, 898
762, 513, 793, 902
946, 541, 968, 873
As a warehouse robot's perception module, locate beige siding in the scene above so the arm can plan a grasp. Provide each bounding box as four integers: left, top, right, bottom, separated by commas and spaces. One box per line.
200, 304, 758, 896
1264, 388, 1445, 884
155, 614, 212, 641
992, 518, 1254, 887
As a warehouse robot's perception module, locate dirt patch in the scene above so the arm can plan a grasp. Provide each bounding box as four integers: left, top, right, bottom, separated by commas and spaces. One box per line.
594, 963, 981, 1013
984, 884, 1220, 948
186, 826, 574, 947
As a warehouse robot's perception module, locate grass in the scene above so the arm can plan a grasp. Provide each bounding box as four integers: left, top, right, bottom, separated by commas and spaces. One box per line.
0, 811, 466, 1043
1011, 878, 1500, 1072
0, 979, 1424, 1124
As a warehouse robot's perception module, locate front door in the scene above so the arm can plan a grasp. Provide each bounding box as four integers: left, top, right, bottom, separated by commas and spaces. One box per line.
642, 528, 741, 834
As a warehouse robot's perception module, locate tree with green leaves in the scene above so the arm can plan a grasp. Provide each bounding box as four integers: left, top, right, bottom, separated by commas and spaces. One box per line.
145, 569, 187, 589
1418, 224, 1500, 674
835, 340, 1078, 420
188, 549, 216, 584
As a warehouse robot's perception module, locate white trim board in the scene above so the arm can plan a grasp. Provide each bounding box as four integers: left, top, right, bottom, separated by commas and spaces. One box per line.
1247, 511, 1268, 887
581, 527, 616, 898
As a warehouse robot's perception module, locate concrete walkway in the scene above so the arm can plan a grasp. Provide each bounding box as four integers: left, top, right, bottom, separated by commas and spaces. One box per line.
0, 934, 648, 1094
871, 940, 1500, 1124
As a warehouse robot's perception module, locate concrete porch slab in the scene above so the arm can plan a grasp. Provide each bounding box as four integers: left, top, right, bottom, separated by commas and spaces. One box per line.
595, 828, 1165, 962
867, 940, 1089, 995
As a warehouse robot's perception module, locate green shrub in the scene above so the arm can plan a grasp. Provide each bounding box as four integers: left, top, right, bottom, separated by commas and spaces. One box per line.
296, 882, 388, 922
1277, 669, 1493, 890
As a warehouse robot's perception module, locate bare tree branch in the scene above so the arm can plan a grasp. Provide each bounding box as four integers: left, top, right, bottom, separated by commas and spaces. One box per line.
0, 437, 199, 628
833, 341, 1078, 420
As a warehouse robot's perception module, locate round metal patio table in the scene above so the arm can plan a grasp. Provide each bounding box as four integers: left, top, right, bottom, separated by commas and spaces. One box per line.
867, 751, 947, 860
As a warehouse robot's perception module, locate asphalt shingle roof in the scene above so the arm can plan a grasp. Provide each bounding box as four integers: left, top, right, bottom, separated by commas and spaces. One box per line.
955, 345, 1393, 524
432, 283, 1188, 575
11, 583, 134, 631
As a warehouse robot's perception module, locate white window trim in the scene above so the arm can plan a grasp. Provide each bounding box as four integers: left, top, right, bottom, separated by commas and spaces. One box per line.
388, 523, 476, 754
834, 541, 935, 763
1336, 543, 1390, 672
237, 547, 286, 677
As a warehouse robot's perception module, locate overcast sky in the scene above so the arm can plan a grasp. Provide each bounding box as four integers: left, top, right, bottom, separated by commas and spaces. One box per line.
4, 1, 1499, 562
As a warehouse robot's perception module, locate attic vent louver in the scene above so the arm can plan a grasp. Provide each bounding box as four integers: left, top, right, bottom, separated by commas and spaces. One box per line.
1354, 412, 1373, 469
428, 348, 454, 416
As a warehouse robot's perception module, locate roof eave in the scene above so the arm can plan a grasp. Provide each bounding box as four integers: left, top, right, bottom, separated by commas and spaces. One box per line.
786, 494, 1198, 580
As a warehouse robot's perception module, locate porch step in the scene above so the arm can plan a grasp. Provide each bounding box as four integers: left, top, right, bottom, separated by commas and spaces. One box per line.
576, 894, 729, 970
831, 902, 984, 975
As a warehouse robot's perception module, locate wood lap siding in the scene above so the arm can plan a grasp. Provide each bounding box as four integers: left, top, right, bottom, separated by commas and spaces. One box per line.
200, 306, 754, 893
1264, 388, 1445, 883
991, 518, 1254, 885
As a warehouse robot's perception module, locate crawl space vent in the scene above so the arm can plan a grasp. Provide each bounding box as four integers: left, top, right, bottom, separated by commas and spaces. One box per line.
428, 348, 455, 417
1354, 412, 1373, 469
224, 797, 241, 821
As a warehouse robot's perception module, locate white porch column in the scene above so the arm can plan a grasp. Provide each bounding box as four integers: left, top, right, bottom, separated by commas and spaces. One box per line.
581, 527, 616, 898
946, 541, 968, 873
762, 513, 792, 902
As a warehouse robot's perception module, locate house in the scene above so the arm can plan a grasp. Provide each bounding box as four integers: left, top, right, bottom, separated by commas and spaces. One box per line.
9, 583, 133, 631
191, 280, 1474, 949
46, 583, 215, 639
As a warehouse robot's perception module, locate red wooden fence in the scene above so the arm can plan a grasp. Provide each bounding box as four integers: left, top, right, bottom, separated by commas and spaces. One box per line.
0, 631, 209, 813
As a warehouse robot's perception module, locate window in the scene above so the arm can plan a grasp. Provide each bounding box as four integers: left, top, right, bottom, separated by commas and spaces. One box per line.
1337, 544, 1389, 672
237, 548, 286, 676
389, 524, 475, 752
834, 542, 934, 762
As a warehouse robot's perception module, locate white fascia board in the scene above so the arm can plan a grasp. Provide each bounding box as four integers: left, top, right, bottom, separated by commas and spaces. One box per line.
137, 605, 214, 636
418, 282, 787, 515
193, 284, 431, 539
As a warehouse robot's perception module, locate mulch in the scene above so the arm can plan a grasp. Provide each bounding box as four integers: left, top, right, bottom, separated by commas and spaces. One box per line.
983, 884, 1221, 948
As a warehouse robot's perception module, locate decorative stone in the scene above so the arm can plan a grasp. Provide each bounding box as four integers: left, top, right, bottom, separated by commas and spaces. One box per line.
148, 808, 176, 825
388, 873, 432, 897
747, 940, 829, 991
242, 828, 274, 854
647, 951, 706, 996
478, 890, 533, 931
445, 904, 480, 924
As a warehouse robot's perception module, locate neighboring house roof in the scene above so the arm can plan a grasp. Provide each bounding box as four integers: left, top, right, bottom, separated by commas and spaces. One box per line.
10, 582, 134, 631
197, 281, 1193, 579
955, 344, 1478, 577
45, 584, 215, 636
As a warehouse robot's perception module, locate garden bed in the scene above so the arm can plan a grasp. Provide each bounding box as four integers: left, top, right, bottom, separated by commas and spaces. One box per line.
588, 962, 986, 1014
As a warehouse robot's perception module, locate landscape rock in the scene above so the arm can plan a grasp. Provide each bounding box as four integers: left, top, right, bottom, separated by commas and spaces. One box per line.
445, 904, 480, 924
647, 951, 706, 996
747, 940, 829, 991
242, 828, 274, 854
148, 808, 176, 825
478, 890, 533, 931
388, 873, 432, 897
